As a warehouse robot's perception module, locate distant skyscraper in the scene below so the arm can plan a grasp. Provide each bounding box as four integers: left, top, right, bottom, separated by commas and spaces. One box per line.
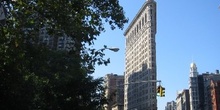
104, 74, 124, 110
176, 89, 190, 110
188, 62, 220, 110
124, 0, 157, 109
189, 62, 200, 110
197, 71, 220, 110
165, 101, 176, 110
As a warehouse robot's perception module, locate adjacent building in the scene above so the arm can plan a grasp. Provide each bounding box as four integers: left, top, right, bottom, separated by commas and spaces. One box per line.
199, 72, 220, 110
172, 63, 220, 110
39, 27, 74, 51
104, 74, 124, 110
188, 62, 220, 110
188, 62, 200, 110
124, 0, 157, 110
176, 89, 190, 110
165, 101, 176, 110
210, 79, 220, 110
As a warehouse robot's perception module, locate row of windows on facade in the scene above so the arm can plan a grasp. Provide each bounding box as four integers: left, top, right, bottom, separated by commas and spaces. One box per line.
125, 69, 156, 80
125, 72, 152, 82
190, 87, 199, 92
126, 61, 156, 73
126, 6, 154, 40
126, 24, 154, 46
124, 105, 156, 110
126, 96, 156, 105
125, 97, 156, 107
190, 78, 198, 83
127, 46, 155, 58
125, 60, 152, 71
191, 91, 199, 97
126, 37, 155, 52
128, 84, 156, 91
127, 51, 155, 62
126, 44, 156, 57
126, 43, 155, 58
127, 73, 156, 82
126, 30, 155, 48
127, 103, 156, 110
126, 58, 155, 70
124, 76, 156, 89
128, 49, 155, 60
126, 43, 155, 59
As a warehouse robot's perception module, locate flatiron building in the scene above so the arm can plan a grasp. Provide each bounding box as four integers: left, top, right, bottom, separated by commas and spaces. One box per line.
124, 0, 157, 109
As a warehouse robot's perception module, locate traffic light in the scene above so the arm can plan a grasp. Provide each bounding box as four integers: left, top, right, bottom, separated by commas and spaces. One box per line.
159, 86, 165, 97
157, 86, 161, 95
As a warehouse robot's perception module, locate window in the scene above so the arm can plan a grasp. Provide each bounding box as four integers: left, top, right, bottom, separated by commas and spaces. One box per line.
142, 17, 144, 26
139, 21, 141, 29
145, 13, 147, 23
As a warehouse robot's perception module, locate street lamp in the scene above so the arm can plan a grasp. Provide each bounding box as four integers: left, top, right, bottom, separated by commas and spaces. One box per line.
107, 47, 119, 52
97, 47, 119, 52
84, 47, 119, 73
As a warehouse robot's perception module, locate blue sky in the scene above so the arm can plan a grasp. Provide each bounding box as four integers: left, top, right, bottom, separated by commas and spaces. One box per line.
93, 0, 220, 109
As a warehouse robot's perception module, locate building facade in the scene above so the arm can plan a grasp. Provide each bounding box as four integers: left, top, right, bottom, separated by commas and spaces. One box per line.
188, 62, 220, 110
39, 27, 74, 51
104, 74, 124, 110
188, 62, 200, 110
165, 101, 176, 110
176, 89, 190, 110
197, 71, 220, 110
124, 0, 157, 109
210, 79, 220, 110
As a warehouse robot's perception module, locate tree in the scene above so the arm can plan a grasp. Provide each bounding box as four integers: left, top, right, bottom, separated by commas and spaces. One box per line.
0, 0, 128, 110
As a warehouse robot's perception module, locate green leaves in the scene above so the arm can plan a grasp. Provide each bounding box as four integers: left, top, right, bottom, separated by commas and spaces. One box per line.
0, 0, 127, 109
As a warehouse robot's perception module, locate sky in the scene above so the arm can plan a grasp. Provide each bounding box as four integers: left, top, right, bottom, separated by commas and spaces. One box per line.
93, 0, 220, 109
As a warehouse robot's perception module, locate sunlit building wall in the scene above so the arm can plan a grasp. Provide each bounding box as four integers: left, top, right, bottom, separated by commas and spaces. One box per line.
165, 101, 176, 110
176, 89, 190, 110
188, 62, 200, 110
124, 0, 157, 109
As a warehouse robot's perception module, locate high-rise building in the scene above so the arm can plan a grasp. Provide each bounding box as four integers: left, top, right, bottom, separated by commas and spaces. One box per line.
188, 62, 220, 110
124, 0, 157, 109
176, 89, 190, 110
39, 27, 74, 51
188, 62, 200, 110
198, 72, 220, 110
210, 79, 220, 110
104, 74, 124, 110
165, 101, 176, 110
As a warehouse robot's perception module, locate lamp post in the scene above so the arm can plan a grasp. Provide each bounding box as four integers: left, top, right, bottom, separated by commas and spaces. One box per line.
106, 47, 119, 52
83, 47, 119, 73
97, 47, 119, 52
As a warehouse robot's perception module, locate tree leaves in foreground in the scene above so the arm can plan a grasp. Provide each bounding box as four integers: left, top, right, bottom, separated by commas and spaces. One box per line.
0, 0, 128, 110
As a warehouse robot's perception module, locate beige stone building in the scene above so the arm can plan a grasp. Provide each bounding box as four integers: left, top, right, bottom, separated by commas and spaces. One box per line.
124, 0, 157, 110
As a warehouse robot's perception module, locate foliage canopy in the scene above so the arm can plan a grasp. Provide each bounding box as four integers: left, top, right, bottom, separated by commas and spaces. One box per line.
0, 0, 127, 109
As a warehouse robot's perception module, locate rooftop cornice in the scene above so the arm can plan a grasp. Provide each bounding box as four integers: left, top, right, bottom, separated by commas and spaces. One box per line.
124, 0, 156, 36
